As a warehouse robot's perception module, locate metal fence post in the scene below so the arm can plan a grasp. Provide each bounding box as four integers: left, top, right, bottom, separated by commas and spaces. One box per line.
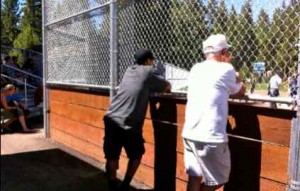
109, 0, 118, 102
42, 0, 50, 138
288, 26, 300, 191
24, 78, 28, 106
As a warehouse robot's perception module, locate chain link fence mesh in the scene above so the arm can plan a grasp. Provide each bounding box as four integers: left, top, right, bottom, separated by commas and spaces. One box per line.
46, 2, 110, 86
44, 0, 110, 24
1, 45, 43, 77
45, 0, 299, 96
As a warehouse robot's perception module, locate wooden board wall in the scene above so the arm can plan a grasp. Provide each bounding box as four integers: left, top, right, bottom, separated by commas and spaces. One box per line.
49, 88, 295, 191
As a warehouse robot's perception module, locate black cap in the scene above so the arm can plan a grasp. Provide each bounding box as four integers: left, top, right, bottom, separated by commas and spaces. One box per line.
134, 48, 154, 65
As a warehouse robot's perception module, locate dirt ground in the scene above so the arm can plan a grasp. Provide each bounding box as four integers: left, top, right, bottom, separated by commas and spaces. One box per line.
1, 119, 152, 191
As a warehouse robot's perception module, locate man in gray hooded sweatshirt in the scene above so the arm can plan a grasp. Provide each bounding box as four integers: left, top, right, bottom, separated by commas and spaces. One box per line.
103, 48, 171, 191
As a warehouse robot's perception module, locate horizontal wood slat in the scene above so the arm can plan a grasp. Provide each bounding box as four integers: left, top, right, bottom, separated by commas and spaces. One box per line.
50, 128, 105, 163
50, 113, 104, 146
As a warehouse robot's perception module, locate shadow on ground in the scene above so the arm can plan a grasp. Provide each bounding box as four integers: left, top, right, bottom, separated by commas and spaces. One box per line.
2, 116, 43, 134
1, 149, 153, 191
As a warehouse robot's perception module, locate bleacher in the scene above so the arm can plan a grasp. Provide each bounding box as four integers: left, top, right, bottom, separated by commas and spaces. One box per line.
1, 49, 43, 131
1, 88, 43, 130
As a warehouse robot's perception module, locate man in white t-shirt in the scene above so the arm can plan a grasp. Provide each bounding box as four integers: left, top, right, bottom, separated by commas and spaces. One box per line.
269, 70, 282, 97
182, 34, 246, 191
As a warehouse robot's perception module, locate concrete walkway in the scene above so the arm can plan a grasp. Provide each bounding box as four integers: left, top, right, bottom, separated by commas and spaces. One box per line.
1, 130, 56, 155
1, 122, 151, 191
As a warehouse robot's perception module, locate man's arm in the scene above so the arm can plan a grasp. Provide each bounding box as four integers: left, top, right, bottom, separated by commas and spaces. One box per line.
227, 69, 246, 96
233, 83, 246, 96
148, 68, 172, 93
162, 82, 171, 93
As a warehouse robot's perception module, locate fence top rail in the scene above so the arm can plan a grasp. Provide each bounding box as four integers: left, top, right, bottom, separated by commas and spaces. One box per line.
1, 45, 42, 56
46, 81, 110, 89
1, 74, 37, 89
44, 2, 110, 27
2, 64, 43, 80
45, 80, 296, 106
154, 92, 296, 105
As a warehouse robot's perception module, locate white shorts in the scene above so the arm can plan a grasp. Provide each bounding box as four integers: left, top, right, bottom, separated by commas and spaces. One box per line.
183, 139, 231, 186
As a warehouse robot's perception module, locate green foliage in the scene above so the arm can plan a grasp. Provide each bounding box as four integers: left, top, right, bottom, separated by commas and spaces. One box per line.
169, 1, 208, 68
235, 0, 258, 70
7, 0, 42, 63
256, 9, 272, 66
267, 5, 299, 79
237, 65, 251, 80
129, 0, 298, 81
275, 6, 298, 77
20, 0, 42, 41
9, 49, 23, 65
11, 25, 40, 63
14, 25, 40, 48
1, 0, 20, 46
206, 0, 218, 29
134, 1, 173, 63
211, 0, 228, 34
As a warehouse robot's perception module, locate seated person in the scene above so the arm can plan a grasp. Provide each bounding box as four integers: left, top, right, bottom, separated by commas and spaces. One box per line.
1, 84, 34, 132
22, 58, 37, 85
1, 59, 11, 88
2, 56, 24, 88
34, 84, 43, 107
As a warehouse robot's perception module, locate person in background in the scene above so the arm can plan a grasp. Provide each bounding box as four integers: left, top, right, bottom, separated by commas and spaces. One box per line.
268, 69, 282, 98
34, 84, 43, 107
182, 34, 245, 191
288, 73, 298, 99
12, 56, 21, 69
103, 49, 171, 191
22, 58, 36, 85
250, 74, 258, 94
1, 58, 10, 88
3, 56, 17, 78
3, 56, 24, 88
268, 70, 282, 108
287, 73, 298, 110
1, 84, 34, 133
22, 58, 35, 73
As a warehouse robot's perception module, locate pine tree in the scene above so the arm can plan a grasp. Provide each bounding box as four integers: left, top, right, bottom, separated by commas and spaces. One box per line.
10, 0, 41, 63
290, 0, 299, 7
10, 25, 40, 63
211, 0, 228, 34
226, 6, 240, 69
21, 0, 42, 40
134, 1, 173, 64
1, 0, 20, 46
256, 9, 271, 66
234, 0, 257, 77
206, 0, 218, 30
268, 8, 283, 74
273, 4, 299, 78
169, 0, 208, 69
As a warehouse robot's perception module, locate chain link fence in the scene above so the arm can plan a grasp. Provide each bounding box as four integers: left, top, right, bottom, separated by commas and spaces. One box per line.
45, 0, 299, 95
45, 0, 111, 86
1, 45, 43, 77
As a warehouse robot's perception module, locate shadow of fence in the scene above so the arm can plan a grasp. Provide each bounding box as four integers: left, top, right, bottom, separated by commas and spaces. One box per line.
1, 149, 153, 191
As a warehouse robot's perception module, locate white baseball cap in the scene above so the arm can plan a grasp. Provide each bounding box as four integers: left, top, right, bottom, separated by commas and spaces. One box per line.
203, 34, 231, 54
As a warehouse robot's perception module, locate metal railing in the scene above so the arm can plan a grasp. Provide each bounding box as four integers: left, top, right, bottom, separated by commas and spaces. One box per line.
1, 64, 43, 106
1, 45, 42, 56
